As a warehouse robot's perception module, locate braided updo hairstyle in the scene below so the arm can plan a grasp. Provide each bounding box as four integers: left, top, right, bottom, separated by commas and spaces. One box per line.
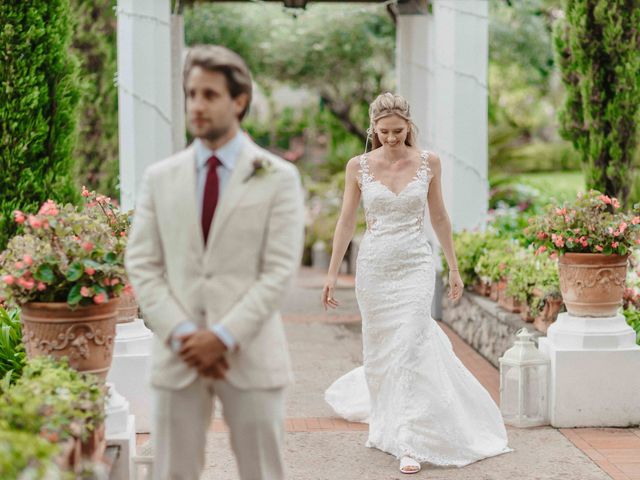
366, 92, 418, 150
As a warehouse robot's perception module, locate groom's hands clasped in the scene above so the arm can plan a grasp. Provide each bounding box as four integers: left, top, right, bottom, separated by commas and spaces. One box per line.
179, 330, 229, 379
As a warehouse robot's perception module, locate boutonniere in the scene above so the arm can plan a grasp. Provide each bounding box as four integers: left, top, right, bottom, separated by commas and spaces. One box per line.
243, 157, 274, 183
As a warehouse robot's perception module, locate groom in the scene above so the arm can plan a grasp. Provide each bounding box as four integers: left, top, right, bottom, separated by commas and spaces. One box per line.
125, 45, 305, 480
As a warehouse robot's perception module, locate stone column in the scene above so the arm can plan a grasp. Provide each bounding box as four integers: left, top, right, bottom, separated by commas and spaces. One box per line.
117, 0, 173, 210
396, 0, 489, 318
397, 0, 489, 234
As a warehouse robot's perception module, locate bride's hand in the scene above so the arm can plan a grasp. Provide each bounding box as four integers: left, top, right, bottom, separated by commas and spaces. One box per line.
322, 277, 340, 310
447, 270, 464, 302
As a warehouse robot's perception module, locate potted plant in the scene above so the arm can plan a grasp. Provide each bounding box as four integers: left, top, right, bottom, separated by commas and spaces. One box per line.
0, 356, 107, 468
81, 187, 136, 323
526, 190, 640, 317
0, 200, 128, 378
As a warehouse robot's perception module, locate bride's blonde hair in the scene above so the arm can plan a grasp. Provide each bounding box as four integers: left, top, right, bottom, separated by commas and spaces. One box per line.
366, 92, 418, 151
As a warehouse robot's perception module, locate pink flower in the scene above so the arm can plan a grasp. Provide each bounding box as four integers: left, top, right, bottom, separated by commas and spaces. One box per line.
81, 186, 91, 197
119, 231, 126, 237
612, 198, 621, 209
17, 278, 35, 290
564, 216, 571, 222
556, 208, 567, 216
550, 252, 558, 259
28, 215, 43, 229
596, 245, 604, 251
14, 261, 24, 270
612, 241, 619, 248
552, 233, 565, 248
103, 278, 110, 286
632, 217, 640, 225
599, 195, 612, 205
608, 227, 615, 235
37, 282, 46, 291
536, 232, 547, 240
574, 228, 581, 234
81, 242, 94, 252
80, 286, 91, 297
535, 246, 547, 255
581, 239, 588, 247
85, 267, 96, 276
619, 222, 628, 233
93, 293, 106, 304
2, 275, 15, 285
38, 200, 59, 216
110, 278, 120, 286
23, 255, 33, 266
13, 211, 25, 224
123, 284, 134, 295
614, 229, 621, 237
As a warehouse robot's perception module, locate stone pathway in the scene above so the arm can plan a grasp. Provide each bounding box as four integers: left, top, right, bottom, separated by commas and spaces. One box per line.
139, 267, 640, 479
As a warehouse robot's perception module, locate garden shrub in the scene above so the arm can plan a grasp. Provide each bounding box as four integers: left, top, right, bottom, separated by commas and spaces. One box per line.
0, 0, 81, 250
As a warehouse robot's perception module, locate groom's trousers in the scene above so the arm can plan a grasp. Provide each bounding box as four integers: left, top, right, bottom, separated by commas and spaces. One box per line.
152, 376, 286, 480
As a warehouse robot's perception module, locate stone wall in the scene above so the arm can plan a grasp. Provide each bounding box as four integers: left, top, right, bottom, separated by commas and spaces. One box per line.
442, 291, 543, 368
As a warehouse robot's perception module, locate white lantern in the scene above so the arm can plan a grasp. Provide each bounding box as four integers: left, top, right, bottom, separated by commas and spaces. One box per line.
499, 328, 550, 427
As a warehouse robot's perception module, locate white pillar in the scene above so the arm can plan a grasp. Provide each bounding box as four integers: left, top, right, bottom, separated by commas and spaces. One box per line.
171, 14, 186, 152
117, 0, 174, 210
396, 0, 489, 233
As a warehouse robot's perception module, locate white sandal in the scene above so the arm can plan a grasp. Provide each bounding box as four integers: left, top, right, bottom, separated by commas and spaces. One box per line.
400, 456, 421, 474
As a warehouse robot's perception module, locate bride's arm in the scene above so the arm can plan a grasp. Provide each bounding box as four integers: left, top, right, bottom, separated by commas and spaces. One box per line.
322, 157, 362, 309
426, 153, 464, 301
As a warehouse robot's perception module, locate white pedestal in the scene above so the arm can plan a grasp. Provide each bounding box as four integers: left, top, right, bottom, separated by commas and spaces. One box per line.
107, 319, 153, 432
105, 384, 137, 480
539, 312, 640, 427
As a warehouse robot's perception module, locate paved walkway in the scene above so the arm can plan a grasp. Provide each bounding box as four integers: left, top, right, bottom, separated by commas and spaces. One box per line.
139, 268, 640, 479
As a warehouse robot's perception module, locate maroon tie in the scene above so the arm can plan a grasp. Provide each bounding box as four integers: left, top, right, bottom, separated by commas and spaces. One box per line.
201, 155, 221, 243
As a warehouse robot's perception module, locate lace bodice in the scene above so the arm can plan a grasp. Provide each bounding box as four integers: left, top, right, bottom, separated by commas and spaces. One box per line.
358, 151, 431, 237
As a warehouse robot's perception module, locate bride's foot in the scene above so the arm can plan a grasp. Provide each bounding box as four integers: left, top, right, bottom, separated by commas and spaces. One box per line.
399, 456, 421, 474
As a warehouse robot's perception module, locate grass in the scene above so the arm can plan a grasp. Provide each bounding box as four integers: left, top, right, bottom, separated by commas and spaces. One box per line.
495, 171, 585, 203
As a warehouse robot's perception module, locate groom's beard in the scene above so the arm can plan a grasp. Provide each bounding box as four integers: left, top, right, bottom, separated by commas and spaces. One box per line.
201, 124, 233, 143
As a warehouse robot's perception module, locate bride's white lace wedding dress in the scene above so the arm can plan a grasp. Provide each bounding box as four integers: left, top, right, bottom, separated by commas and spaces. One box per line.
325, 151, 512, 467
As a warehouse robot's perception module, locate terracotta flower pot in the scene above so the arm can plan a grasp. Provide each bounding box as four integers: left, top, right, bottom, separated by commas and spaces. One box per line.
499, 294, 522, 313
489, 282, 499, 301
533, 296, 563, 333
21, 301, 118, 380
116, 289, 138, 324
520, 304, 535, 323
558, 253, 629, 317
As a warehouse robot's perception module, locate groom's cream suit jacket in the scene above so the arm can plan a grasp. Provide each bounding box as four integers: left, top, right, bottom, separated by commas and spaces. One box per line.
125, 138, 305, 391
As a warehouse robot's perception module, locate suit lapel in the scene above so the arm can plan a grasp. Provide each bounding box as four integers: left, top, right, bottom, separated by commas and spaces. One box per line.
177, 146, 205, 257
205, 140, 258, 250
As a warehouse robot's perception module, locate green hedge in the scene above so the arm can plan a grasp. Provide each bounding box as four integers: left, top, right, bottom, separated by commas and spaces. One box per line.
0, 0, 81, 250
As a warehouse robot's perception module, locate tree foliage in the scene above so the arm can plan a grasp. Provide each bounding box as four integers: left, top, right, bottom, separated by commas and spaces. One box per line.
70, 0, 119, 199
0, 0, 81, 251
185, 3, 396, 143
554, 0, 640, 204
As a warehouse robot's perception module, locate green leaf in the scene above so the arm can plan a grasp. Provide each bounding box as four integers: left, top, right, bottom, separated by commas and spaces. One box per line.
34, 264, 55, 283
83, 259, 101, 269
66, 262, 83, 281
103, 252, 117, 264
67, 284, 82, 305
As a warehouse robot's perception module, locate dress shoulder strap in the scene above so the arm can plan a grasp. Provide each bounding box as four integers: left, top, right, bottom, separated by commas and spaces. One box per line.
358, 153, 373, 186
419, 150, 433, 182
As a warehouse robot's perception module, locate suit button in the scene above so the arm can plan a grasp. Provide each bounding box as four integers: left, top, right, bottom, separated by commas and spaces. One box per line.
199, 309, 205, 317
205, 272, 213, 280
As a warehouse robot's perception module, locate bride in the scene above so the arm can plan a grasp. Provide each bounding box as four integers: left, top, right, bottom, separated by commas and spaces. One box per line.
321, 93, 512, 474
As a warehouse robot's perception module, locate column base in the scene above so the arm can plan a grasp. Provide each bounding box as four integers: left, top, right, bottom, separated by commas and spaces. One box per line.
539, 313, 640, 427
108, 318, 153, 432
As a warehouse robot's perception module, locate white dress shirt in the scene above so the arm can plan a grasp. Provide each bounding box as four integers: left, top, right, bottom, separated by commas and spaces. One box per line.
171, 130, 246, 353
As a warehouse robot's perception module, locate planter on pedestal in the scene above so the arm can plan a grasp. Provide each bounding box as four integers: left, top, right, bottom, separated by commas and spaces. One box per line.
116, 290, 138, 324
558, 253, 628, 317
20, 301, 118, 380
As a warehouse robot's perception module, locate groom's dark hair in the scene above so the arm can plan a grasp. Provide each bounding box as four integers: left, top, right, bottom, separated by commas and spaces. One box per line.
183, 45, 253, 120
